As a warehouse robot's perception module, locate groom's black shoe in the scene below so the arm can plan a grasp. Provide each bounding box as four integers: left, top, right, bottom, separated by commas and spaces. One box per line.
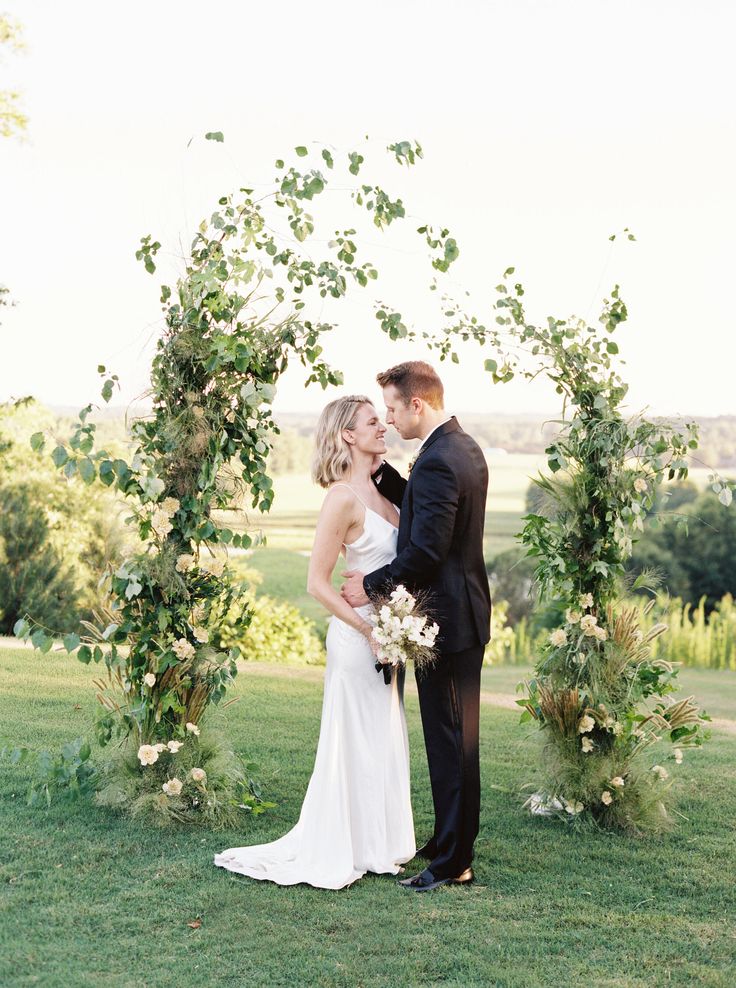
414, 840, 438, 860
398, 867, 474, 892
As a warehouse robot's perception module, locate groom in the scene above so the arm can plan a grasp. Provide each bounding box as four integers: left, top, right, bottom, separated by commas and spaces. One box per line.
341, 360, 491, 891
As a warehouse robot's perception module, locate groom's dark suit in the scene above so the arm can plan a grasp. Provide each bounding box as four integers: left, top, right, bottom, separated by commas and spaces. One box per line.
364, 417, 491, 879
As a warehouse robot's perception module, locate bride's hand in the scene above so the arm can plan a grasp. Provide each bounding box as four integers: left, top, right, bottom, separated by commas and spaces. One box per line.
359, 620, 382, 659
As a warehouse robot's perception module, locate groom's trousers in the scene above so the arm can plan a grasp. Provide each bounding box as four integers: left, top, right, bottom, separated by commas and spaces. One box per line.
416, 643, 484, 879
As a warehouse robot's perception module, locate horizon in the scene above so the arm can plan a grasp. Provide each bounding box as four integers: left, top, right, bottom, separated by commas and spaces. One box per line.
35, 401, 736, 424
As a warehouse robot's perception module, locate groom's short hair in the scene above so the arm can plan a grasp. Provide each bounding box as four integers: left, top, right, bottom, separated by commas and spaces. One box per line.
376, 361, 444, 410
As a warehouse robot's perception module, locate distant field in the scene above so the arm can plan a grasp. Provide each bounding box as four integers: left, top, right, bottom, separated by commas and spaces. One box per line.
222, 453, 543, 630
220, 454, 723, 634
218, 453, 721, 554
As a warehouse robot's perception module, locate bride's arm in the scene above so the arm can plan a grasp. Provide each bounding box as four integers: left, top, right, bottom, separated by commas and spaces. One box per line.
307, 490, 374, 641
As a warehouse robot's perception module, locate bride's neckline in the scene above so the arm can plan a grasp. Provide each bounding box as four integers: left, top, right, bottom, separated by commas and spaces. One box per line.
331, 482, 399, 533
364, 505, 399, 532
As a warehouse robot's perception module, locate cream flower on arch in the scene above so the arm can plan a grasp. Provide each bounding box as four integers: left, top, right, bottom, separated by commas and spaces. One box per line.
176, 553, 196, 574
137, 744, 159, 766
172, 639, 196, 661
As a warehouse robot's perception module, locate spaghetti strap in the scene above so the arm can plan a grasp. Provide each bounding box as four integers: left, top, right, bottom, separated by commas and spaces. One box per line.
330, 482, 368, 509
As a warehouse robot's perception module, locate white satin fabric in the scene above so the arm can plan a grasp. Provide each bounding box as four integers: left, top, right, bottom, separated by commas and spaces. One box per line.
214, 498, 415, 889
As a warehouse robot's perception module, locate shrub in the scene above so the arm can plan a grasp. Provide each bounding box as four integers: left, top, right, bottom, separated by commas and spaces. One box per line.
0, 484, 80, 633
487, 547, 537, 624
0, 400, 128, 632
219, 583, 325, 666
628, 490, 736, 612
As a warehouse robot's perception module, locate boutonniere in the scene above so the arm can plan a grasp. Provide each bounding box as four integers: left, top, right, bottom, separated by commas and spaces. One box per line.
408, 449, 421, 474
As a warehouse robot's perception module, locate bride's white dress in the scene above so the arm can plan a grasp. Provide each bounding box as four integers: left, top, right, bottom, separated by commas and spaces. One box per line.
214, 490, 415, 889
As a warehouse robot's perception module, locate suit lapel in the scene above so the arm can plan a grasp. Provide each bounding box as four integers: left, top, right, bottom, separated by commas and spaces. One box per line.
400, 418, 459, 551
410, 417, 459, 471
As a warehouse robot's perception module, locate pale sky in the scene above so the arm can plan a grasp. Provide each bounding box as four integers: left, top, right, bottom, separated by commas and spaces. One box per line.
2, 0, 735, 420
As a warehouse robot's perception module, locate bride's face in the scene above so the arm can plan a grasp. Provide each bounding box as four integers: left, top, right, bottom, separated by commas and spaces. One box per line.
344, 403, 387, 456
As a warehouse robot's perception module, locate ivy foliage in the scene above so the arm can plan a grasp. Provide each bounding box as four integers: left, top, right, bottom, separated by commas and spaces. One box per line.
425, 258, 730, 831
13, 137, 458, 820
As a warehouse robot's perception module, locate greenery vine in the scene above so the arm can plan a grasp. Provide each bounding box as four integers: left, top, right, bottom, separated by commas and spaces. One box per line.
12, 136, 458, 822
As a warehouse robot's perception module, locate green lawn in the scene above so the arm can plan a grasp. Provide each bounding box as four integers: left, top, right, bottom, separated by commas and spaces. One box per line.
1, 645, 734, 987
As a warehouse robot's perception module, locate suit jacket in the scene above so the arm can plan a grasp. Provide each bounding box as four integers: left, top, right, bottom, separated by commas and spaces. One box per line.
363, 417, 492, 652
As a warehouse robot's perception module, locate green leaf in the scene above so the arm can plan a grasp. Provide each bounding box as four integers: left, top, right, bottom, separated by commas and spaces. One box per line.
205, 131, 224, 142
98, 460, 115, 487
77, 645, 92, 665
295, 146, 308, 157
198, 520, 216, 540
31, 629, 52, 653
484, 359, 498, 374
78, 458, 96, 485
30, 431, 45, 452
13, 618, 30, 639
606, 341, 619, 354
63, 633, 81, 652
51, 445, 68, 468
9, 747, 28, 766
444, 238, 459, 263
348, 151, 364, 176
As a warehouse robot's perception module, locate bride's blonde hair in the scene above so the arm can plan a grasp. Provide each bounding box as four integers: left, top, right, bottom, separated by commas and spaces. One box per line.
312, 395, 372, 489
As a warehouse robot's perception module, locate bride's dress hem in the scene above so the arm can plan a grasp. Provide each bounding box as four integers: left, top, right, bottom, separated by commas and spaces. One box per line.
212, 853, 415, 891
213, 506, 415, 892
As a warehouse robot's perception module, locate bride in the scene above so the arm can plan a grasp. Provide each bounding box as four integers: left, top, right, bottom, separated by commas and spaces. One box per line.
214, 395, 416, 888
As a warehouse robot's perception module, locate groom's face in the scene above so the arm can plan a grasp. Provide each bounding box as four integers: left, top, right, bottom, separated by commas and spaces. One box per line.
382, 385, 420, 440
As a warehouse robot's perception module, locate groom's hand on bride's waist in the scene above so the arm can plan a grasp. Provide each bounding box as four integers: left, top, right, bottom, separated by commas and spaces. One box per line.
341, 570, 370, 607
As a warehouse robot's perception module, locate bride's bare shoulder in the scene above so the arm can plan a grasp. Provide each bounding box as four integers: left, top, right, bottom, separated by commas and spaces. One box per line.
320, 484, 360, 515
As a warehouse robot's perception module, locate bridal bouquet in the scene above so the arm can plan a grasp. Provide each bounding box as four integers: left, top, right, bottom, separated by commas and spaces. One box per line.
370, 585, 440, 683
